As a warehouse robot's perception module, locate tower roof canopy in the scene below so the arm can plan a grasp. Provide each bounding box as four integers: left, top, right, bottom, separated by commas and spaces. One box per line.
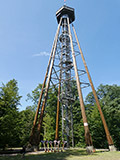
56, 5, 75, 24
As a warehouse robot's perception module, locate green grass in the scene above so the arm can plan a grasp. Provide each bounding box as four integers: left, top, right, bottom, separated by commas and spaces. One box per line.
0, 148, 120, 160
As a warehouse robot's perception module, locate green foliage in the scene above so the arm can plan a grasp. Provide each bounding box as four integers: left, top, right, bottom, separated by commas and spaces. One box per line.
27, 82, 120, 149
26, 84, 42, 111
19, 107, 35, 146
42, 88, 58, 141
72, 96, 84, 147
27, 85, 58, 141
86, 104, 108, 148
71, 81, 86, 147
0, 79, 22, 149
85, 84, 120, 149
43, 113, 55, 141
0, 79, 119, 150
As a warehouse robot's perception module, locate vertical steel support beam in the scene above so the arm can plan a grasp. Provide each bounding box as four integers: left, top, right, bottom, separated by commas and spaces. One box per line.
70, 105, 74, 147
70, 105, 75, 147
67, 18, 93, 146
30, 28, 60, 144
72, 24, 114, 146
35, 18, 62, 145
55, 46, 63, 140
62, 104, 64, 141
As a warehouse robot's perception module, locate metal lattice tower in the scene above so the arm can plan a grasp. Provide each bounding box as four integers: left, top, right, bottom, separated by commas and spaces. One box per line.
29, 5, 116, 151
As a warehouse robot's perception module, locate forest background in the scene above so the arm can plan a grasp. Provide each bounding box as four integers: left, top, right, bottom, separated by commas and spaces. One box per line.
0, 79, 120, 150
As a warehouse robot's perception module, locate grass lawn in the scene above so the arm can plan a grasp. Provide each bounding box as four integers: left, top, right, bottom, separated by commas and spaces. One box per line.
0, 148, 120, 160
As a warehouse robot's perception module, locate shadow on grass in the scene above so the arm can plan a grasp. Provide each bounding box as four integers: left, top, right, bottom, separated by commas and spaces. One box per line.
0, 149, 98, 160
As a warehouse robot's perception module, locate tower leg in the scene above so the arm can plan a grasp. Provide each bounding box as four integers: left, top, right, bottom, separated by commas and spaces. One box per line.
30, 37, 55, 146
65, 103, 70, 148
70, 105, 74, 147
30, 18, 62, 149
72, 24, 116, 150
37, 18, 62, 147
62, 104, 64, 142
68, 18, 93, 149
55, 80, 61, 140
55, 44, 63, 141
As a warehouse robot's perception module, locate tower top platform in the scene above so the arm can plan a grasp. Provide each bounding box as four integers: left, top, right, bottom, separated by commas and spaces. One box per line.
56, 5, 75, 24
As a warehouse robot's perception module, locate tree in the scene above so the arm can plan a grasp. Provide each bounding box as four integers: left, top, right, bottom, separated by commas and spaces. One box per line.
19, 107, 35, 146
85, 84, 120, 149
27, 84, 58, 141
0, 79, 22, 149
27, 84, 43, 111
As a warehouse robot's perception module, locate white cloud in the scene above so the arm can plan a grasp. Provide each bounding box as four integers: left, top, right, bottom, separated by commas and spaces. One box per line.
32, 52, 50, 57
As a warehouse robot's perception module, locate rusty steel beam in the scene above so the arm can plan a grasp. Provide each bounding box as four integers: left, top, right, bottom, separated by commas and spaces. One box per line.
72, 24, 114, 146
67, 18, 93, 146
35, 18, 62, 146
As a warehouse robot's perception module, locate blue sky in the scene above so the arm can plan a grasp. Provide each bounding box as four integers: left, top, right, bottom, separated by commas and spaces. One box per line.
0, 0, 120, 111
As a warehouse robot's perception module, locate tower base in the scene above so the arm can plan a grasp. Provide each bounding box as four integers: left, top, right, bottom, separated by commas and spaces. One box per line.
26, 143, 39, 152
31, 145, 39, 152
109, 145, 116, 151
86, 146, 94, 154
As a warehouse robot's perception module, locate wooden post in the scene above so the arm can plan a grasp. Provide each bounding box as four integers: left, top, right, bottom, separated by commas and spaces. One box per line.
68, 18, 93, 147
72, 24, 115, 149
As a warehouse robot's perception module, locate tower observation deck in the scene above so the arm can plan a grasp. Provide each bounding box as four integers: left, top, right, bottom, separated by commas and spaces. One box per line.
56, 5, 75, 24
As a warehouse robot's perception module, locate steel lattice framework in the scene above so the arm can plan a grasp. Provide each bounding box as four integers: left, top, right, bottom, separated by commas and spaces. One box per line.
29, 5, 116, 152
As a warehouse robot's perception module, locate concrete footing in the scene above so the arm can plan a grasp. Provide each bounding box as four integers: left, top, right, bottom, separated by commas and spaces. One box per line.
86, 146, 94, 154
109, 145, 116, 151
26, 144, 39, 152
31, 146, 39, 152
